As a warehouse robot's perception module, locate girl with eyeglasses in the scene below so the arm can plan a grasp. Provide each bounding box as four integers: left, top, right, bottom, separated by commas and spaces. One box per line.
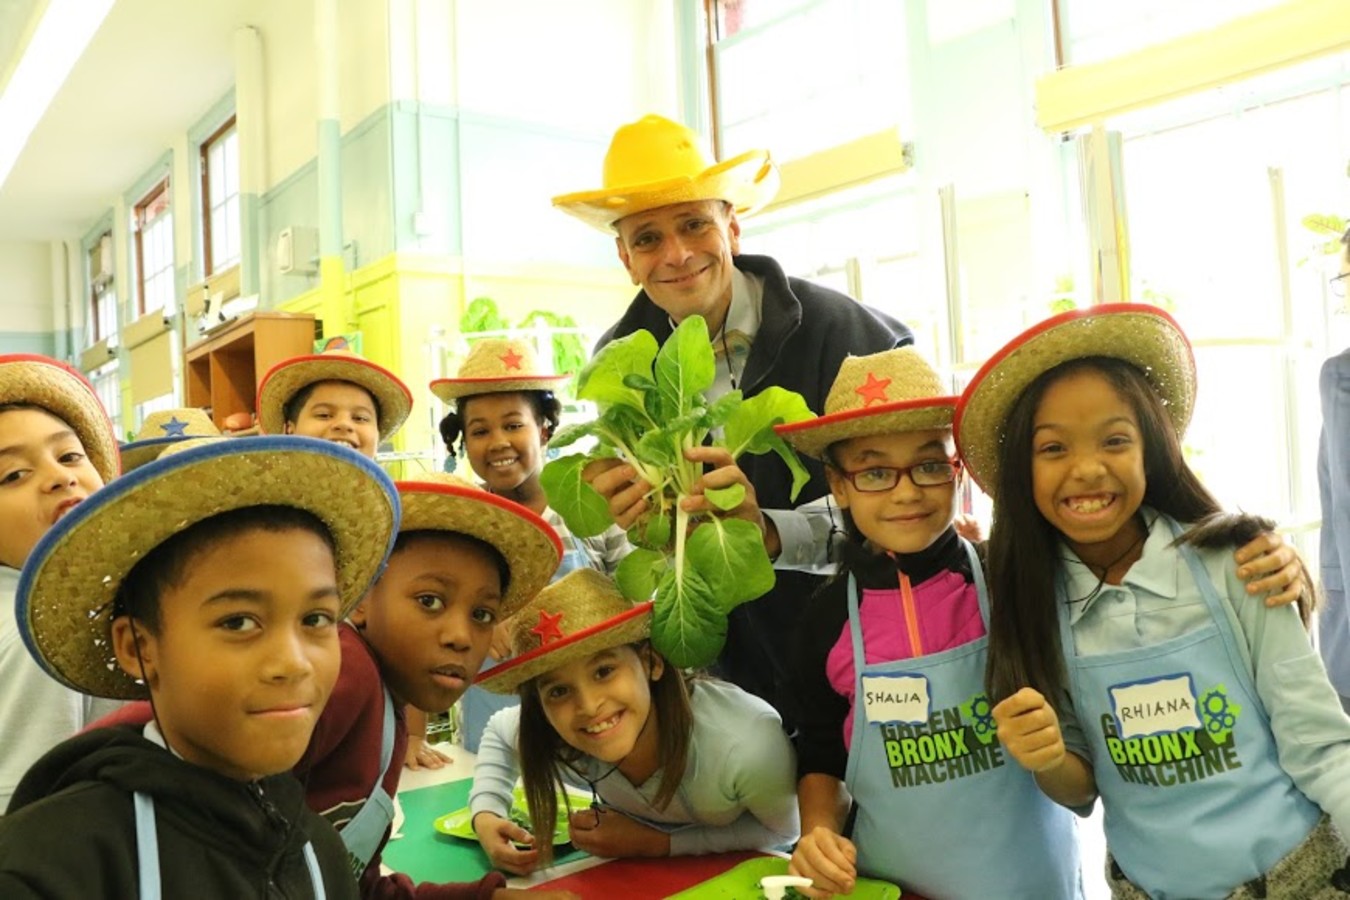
466, 569, 799, 877
774, 346, 1084, 899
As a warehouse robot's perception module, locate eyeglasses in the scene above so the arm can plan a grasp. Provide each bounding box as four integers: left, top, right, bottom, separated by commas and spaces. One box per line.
835, 459, 961, 492
1333, 272, 1349, 299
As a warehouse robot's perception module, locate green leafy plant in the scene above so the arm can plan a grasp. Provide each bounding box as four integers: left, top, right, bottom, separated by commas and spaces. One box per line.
461, 296, 511, 333
1304, 213, 1348, 258
540, 315, 814, 668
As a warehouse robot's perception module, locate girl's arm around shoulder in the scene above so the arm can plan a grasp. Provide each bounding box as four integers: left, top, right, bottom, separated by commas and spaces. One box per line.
1217, 551, 1350, 839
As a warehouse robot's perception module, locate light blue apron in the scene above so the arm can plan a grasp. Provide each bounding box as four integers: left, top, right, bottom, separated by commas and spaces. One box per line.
460, 531, 594, 752
338, 684, 397, 875
843, 539, 1082, 899
1057, 516, 1320, 898
133, 790, 326, 899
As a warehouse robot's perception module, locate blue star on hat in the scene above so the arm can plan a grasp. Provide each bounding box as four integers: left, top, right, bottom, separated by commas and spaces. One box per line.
159, 416, 189, 437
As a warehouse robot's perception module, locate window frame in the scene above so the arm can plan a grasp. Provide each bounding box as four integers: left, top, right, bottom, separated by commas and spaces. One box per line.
87, 232, 116, 344
199, 115, 238, 277
133, 177, 173, 317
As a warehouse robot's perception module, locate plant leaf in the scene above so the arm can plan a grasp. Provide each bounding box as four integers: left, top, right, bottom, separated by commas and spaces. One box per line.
628, 506, 674, 550
722, 386, 816, 500
703, 484, 745, 511
655, 315, 716, 421
547, 421, 598, 451
539, 454, 613, 538
633, 429, 679, 469
651, 566, 726, 668
614, 548, 667, 601
1302, 214, 1348, 237
686, 517, 775, 611
577, 330, 659, 411
462, 297, 510, 333
723, 386, 816, 457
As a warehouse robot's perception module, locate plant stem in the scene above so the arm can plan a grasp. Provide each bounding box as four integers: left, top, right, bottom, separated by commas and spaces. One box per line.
674, 504, 689, 586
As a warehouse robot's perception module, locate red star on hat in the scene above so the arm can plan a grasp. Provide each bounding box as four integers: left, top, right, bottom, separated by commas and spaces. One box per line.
855, 373, 892, 407
530, 609, 566, 645
499, 348, 524, 371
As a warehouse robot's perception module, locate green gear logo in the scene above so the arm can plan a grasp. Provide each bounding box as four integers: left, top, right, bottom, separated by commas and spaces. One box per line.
961, 693, 997, 745
1199, 684, 1240, 744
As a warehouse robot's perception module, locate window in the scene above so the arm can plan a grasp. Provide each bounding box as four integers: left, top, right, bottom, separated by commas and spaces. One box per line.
201, 116, 240, 275
87, 232, 116, 345
708, 0, 908, 162
134, 179, 174, 317
90, 361, 122, 440
1068, 51, 1350, 595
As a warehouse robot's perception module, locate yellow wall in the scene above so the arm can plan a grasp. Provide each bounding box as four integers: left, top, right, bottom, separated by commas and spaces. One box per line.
280, 251, 634, 476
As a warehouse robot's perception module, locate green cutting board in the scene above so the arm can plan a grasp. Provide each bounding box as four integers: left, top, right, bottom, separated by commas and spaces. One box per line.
665, 856, 901, 899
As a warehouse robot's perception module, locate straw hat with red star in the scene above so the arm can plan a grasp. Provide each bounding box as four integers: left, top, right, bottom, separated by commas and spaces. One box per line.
429, 338, 570, 404
953, 303, 1195, 498
775, 346, 957, 460
474, 568, 653, 694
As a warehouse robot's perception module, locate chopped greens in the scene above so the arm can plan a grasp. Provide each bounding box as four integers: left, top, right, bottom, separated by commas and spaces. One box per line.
542, 315, 813, 667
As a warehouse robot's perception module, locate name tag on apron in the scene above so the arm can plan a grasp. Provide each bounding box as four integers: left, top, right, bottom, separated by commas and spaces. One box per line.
862, 673, 930, 725
1109, 673, 1202, 739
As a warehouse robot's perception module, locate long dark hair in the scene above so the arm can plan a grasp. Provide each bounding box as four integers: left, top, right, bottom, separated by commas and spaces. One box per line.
438, 390, 561, 456
985, 357, 1229, 704
515, 642, 693, 864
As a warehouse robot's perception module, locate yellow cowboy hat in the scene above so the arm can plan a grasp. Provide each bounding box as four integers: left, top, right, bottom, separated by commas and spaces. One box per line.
551, 114, 780, 233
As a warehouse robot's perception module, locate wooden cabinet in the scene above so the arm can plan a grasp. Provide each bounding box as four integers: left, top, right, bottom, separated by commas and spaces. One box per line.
184, 312, 316, 429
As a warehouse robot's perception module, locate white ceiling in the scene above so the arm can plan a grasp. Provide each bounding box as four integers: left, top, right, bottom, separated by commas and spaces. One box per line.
0, 0, 283, 241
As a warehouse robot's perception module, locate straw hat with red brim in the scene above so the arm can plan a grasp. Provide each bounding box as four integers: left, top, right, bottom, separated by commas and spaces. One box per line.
953, 303, 1196, 498
0, 353, 119, 482
776, 346, 957, 460
395, 472, 562, 617
429, 338, 570, 404
474, 568, 652, 694
257, 351, 413, 441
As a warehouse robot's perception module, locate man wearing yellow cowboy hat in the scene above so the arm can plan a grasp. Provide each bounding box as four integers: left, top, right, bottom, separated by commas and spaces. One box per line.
553, 114, 912, 727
